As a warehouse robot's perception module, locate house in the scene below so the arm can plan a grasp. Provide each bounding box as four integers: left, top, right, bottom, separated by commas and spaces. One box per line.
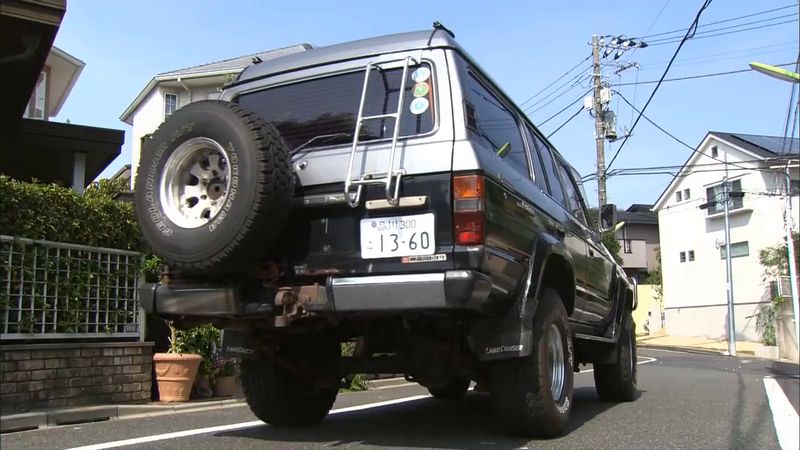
119, 44, 311, 184
654, 132, 799, 342
0, 45, 124, 193
615, 203, 660, 282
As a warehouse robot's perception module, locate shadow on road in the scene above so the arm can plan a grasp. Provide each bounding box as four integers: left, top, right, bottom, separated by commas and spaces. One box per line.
218, 387, 628, 448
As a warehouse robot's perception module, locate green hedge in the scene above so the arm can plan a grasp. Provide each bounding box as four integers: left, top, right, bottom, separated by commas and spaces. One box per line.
0, 176, 141, 251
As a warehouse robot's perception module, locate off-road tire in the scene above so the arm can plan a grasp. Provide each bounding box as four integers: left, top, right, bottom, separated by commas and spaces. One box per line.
594, 312, 637, 402
240, 338, 339, 427
134, 100, 293, 276
428, 377, 471, 400
489, 288, 574, 438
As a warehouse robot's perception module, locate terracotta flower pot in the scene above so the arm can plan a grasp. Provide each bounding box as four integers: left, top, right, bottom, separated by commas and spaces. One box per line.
214, 375, 238, 397
153, 353, 202, 402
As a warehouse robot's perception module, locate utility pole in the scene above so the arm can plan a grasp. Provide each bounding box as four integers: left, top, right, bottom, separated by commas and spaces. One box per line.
592, 35, 607, 211
783, 168, 799, 356
722, 152, 737, 357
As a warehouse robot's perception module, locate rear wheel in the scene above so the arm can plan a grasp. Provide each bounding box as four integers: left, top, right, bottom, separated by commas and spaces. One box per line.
240, 336, 339, 427
489, 288, 574, 438
428, 377, 470, 400
594, 312, 637, 401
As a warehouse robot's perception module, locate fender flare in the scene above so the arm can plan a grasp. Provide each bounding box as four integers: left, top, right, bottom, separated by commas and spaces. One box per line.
469, 234, 576, 361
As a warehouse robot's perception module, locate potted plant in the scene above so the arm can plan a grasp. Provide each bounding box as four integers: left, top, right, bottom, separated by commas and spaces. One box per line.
212, 354, 239, 397
153, 322, 203, 402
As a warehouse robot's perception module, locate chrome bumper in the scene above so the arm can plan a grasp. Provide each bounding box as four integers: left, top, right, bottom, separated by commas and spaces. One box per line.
141, 270, 493, 317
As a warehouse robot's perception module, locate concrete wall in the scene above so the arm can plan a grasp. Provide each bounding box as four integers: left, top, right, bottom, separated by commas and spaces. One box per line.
129, 84, 222, 185
664, 302, 766, 342
657, 136, 799, 342
0, 342, 153, 413
633, 284, 665, 336
130, 89, 163, 186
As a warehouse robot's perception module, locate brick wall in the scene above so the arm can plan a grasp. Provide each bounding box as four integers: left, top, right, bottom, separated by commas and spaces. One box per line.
0, 342, 153, 413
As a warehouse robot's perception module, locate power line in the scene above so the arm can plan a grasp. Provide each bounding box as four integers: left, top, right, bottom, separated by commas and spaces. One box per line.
524, 72, 589, 114
648, 18, 798, 46
646, 13, 798, 45
604, 0, 714, 175
616, 62, 797, 86
537, 89, 591, 126
641, 3, 797, 39
518, 55, 591, 108
612, 89, 775, 174
637, 41, 798, 70
547, 107, 584, 139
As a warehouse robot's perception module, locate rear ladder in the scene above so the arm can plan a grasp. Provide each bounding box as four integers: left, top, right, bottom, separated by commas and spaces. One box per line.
344, 56, 416, 208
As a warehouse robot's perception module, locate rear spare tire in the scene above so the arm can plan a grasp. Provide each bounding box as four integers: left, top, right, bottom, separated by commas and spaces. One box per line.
134, 100, 293, 275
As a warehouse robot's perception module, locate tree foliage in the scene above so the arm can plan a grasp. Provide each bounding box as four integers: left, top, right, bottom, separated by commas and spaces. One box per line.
0, 176, 140, 250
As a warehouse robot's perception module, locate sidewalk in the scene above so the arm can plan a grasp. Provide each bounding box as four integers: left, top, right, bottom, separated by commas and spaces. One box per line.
0, 396, 245, 433
637, 334, 761, 356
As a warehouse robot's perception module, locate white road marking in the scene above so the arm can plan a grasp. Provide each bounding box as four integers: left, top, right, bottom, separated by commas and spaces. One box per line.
763, 376, 799, 450
371, 382, 418, 390
66, 395, 431, 450
578, 356, 657, 373
68, 355, 660, 449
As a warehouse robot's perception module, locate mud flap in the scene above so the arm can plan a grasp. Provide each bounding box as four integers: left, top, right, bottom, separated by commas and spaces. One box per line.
220, 330, 260, 360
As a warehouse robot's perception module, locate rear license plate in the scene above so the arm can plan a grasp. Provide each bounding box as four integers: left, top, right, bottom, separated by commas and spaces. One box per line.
360, 213, 436, 259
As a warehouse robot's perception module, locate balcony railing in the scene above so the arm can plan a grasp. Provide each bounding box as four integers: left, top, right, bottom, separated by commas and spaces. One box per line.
1, 235, 142, 340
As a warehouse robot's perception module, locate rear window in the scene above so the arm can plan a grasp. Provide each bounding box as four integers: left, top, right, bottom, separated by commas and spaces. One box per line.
237, 63, 436, 151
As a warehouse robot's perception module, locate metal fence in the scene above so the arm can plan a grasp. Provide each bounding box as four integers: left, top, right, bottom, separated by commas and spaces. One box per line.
778, 276, 798, 299
1, 235, 142, 340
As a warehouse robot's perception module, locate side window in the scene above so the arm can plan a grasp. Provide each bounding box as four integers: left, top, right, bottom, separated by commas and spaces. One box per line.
569, 167, 591, 220
464, 72, 529, 179
530, 132, 566, 206
557, 161, 588, 225
524, 125, 547, 190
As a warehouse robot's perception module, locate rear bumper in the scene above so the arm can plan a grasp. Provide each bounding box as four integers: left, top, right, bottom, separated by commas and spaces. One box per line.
140, 270, 493, 317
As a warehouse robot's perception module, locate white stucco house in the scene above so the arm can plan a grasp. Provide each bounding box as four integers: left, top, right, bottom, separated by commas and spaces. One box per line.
654, 132, 799, 342
119, 44, 311, 185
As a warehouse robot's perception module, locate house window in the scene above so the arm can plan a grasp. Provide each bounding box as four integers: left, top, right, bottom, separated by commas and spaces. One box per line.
705, 179, 743, 215
164, 93, 178, 117
688, 250, 695, 261
23, 70, 47, 120
623, 239, 632, 254
711, 147, 718, 158
720, 241, 749, 259
683, 188, 690, 200
790, 180, 799, 195
676, 191, 682, 202
679, 251, 686, 263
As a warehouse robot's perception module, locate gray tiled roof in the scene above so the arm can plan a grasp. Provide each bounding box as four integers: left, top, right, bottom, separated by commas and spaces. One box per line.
711, 132, 799, 158
158, 44, 312, 77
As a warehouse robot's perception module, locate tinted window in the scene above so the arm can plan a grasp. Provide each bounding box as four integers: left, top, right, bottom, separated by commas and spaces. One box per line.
530, 133, 566, 205
524, 125, 547, 190
237, 64, 435, 151
464, 72, 529, 179
557, 161, 588, 225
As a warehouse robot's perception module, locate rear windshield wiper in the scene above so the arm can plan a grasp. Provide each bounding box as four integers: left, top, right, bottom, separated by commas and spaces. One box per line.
291, 132, 353, 156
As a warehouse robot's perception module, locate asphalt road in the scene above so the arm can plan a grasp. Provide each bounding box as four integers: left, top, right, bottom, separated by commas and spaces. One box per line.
2, 349, 798, 450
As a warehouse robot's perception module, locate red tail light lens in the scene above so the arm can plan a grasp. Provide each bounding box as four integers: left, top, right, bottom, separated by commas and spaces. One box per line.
453, 175, 485, 246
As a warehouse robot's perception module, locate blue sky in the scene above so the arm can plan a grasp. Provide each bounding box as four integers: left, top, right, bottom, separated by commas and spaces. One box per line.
53, 0, 798, 208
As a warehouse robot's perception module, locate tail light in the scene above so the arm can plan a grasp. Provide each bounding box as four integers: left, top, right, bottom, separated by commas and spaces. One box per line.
453, 174, 485, 245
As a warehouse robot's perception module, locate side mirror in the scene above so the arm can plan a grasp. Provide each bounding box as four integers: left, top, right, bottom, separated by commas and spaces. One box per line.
600, 203, 618, 231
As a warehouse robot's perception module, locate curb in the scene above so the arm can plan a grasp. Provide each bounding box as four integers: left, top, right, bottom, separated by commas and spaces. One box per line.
639, 343, 756, 358
0, 398, 246, 434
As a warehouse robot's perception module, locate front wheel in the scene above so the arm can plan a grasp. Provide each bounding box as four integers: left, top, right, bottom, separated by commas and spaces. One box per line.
594, 312, 637, 401
489, 288, 574, 438
428, 377, 471, 400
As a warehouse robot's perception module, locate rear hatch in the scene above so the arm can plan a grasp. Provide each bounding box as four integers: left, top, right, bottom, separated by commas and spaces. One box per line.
236, 50, 456, 278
